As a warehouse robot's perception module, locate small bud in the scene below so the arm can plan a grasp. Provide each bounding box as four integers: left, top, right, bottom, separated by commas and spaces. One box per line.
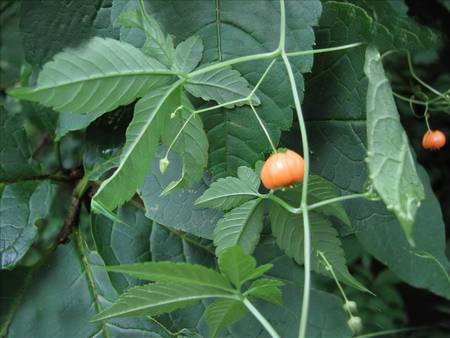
343, 300, 358, 314
170, 112, 177, 119
347, 316, 363, 335
159, 157, 170, 174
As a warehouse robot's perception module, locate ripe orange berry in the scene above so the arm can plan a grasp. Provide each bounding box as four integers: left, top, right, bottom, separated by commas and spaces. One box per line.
260, 150, 304, 189
422, 130, 446, 150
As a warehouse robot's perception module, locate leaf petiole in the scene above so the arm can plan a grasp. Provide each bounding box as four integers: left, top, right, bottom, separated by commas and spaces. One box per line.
286, 42, 364, 58
243, 298, 281, 338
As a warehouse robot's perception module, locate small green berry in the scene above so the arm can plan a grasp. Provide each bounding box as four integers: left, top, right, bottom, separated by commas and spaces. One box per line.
159, 157, 170, 174
343, 300, 358, 314
347, 316, 362, 335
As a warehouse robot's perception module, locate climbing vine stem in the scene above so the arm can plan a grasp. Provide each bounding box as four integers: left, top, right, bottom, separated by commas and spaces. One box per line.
278, 1, 311, 337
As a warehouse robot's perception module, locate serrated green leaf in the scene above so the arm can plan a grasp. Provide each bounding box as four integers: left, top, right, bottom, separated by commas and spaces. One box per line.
9, 37, 173, 114
0, 106, 40, 181
104, 261, 233, 291
93, 282, 236, 321
214, 199, 264, 256
218, 245, 269, 289
205, 299, 247, 338
93, 83, 181, 210
246, 278, 284, 305
364, 45, 425, 240
196, 166, 260, 210
0, 181, 52, 270
161, 94, 208, 192
173, 35, 203, 73
186, 67, 260, 107
269, 205, 368, 292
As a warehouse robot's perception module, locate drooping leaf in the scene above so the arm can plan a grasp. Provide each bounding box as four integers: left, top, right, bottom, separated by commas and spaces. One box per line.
104, 261, 233, 291
139, 146, 222, 239
186, 67, 260, 107
20, 0, 101, 65
269, 205, 368, 292
93, 83, 181, 211
93, 282, 236, 321
195, 166, 260, 210
0, 181, 52, 270
303, 2, 450, 299
214, 199, 264, 255
173, 35, 204, 73
218, 245, 268, 289
9, 37, 173, 114
246, 278, 284, 305
204, 299, 247, 338
145, 0, 322, 178
364, 45, 425, 240
0, 106, 40, 181
161, 94, 208, 193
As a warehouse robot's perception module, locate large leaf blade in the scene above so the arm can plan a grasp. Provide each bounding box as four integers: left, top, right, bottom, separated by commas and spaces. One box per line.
9, 37, 173, 114
93, 83, 181, 210
364, 45, 425, 240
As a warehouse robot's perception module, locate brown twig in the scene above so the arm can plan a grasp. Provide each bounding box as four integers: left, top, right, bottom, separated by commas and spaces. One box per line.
57, 194, 83, 244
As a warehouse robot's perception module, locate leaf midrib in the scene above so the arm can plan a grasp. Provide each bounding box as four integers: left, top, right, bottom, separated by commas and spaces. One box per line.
21, 70, 178, 94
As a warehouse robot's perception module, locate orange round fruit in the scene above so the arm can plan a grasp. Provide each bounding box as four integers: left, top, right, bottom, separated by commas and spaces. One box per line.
422, 130, 446, 150
260, 150, 304, 189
